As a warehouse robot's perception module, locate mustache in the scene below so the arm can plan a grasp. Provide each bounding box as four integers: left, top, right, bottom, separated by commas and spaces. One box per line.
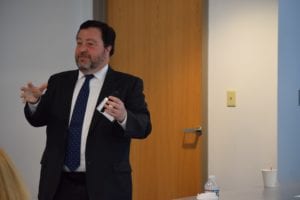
77, 52, 91, 59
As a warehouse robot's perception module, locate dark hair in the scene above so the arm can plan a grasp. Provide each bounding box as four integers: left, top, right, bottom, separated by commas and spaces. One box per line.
78, 20, 116, 56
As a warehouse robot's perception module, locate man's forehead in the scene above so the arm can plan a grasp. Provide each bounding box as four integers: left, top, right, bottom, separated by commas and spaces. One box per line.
77, 28, 102, 39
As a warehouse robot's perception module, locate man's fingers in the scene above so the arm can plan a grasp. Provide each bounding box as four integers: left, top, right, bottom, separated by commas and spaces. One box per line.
20, 81, 46, 103
27, 82, 34, 89
20, 86, 26, 92
23, 82, 48, 94
108, 96, 120, 102
39, 83, 48, 92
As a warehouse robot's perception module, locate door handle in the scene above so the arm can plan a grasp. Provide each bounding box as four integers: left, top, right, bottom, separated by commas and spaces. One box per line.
183, 127, 202, 135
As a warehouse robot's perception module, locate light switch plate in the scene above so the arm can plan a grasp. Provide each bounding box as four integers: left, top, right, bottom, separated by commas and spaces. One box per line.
227, 91, 236, 107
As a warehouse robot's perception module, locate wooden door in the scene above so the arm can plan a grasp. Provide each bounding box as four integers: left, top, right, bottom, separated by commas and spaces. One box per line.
107, 0, 206, 199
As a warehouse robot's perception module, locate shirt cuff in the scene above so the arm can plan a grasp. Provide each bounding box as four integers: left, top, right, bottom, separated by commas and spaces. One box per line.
28, 98, 40, 114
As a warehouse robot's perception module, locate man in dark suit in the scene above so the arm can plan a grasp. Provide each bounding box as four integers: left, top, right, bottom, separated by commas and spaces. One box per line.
20, 20, 151, 200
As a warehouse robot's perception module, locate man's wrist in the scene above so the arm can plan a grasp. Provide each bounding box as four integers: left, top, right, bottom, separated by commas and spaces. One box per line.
117, 111, 127, 129
29, 97, 41, 105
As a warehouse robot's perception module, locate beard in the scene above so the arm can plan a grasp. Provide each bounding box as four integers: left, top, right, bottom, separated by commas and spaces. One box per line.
75, 52, 106, 72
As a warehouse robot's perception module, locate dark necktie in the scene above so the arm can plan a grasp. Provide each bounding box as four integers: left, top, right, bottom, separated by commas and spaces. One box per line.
64, 74, 94, 171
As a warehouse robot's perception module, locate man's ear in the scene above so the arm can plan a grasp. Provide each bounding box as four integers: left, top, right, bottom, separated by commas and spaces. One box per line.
105, 46, 112, 54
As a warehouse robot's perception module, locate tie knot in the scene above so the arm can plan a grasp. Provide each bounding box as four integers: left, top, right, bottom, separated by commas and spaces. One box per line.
85, 74, 94, 81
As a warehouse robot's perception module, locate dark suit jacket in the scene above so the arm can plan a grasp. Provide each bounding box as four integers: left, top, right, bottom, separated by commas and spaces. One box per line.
24, 67, 151, 200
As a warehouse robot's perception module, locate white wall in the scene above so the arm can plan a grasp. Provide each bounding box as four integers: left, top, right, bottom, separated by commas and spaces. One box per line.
0, 0, 92, 198
208, 0, 278, 190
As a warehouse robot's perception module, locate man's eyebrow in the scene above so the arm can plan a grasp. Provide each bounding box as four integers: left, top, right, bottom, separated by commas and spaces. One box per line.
76, 38, 99, 43
86, 38, 98, 42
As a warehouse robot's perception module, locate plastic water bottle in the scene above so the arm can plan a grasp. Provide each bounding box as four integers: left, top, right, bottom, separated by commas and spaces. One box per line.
204, 175, 220, 197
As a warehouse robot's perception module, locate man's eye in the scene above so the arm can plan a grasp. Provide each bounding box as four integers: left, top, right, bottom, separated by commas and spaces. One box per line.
87, 42, 96, 47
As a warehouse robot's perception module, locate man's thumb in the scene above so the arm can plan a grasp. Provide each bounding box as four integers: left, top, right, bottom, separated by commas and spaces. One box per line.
39, 83, 48, 92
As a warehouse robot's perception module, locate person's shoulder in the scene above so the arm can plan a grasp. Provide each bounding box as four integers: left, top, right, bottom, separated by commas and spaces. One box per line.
110, 67, 142, 81
49, 70, 78, 81
51, 70, 78, 78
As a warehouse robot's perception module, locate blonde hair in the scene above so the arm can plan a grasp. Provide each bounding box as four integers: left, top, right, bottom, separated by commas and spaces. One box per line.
0, 149, 30, 200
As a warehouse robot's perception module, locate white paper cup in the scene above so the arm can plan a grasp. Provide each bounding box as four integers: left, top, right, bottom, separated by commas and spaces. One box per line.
261, 169, 277, 188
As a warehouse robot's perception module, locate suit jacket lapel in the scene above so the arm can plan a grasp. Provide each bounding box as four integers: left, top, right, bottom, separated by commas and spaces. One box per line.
97, 67, 116, 105
61, 70, 79, 124
89, 67, 117, 132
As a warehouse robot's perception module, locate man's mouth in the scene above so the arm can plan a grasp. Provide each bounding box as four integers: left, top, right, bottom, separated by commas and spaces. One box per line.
78, 56, 90, 61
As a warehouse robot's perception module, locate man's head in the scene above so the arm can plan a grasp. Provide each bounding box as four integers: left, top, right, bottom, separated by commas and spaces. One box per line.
75, 20, 116, 74
78, 20, 116, 56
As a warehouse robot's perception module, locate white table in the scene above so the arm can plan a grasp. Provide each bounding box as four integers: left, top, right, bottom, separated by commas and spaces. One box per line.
174, 183, 300, 200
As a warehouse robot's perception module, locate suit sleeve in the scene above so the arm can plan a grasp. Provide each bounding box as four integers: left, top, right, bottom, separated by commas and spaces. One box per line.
122, 77, 151, 139
24, 75, 56, 127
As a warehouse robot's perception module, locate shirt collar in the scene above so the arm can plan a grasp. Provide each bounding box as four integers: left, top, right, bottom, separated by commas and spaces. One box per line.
78, 64, 109, 81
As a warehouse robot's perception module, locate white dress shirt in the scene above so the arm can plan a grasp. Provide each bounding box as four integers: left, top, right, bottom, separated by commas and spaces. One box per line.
68, 66, 107, 171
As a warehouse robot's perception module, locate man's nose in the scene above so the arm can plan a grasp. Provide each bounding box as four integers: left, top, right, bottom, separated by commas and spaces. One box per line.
78, 44, 88, 52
